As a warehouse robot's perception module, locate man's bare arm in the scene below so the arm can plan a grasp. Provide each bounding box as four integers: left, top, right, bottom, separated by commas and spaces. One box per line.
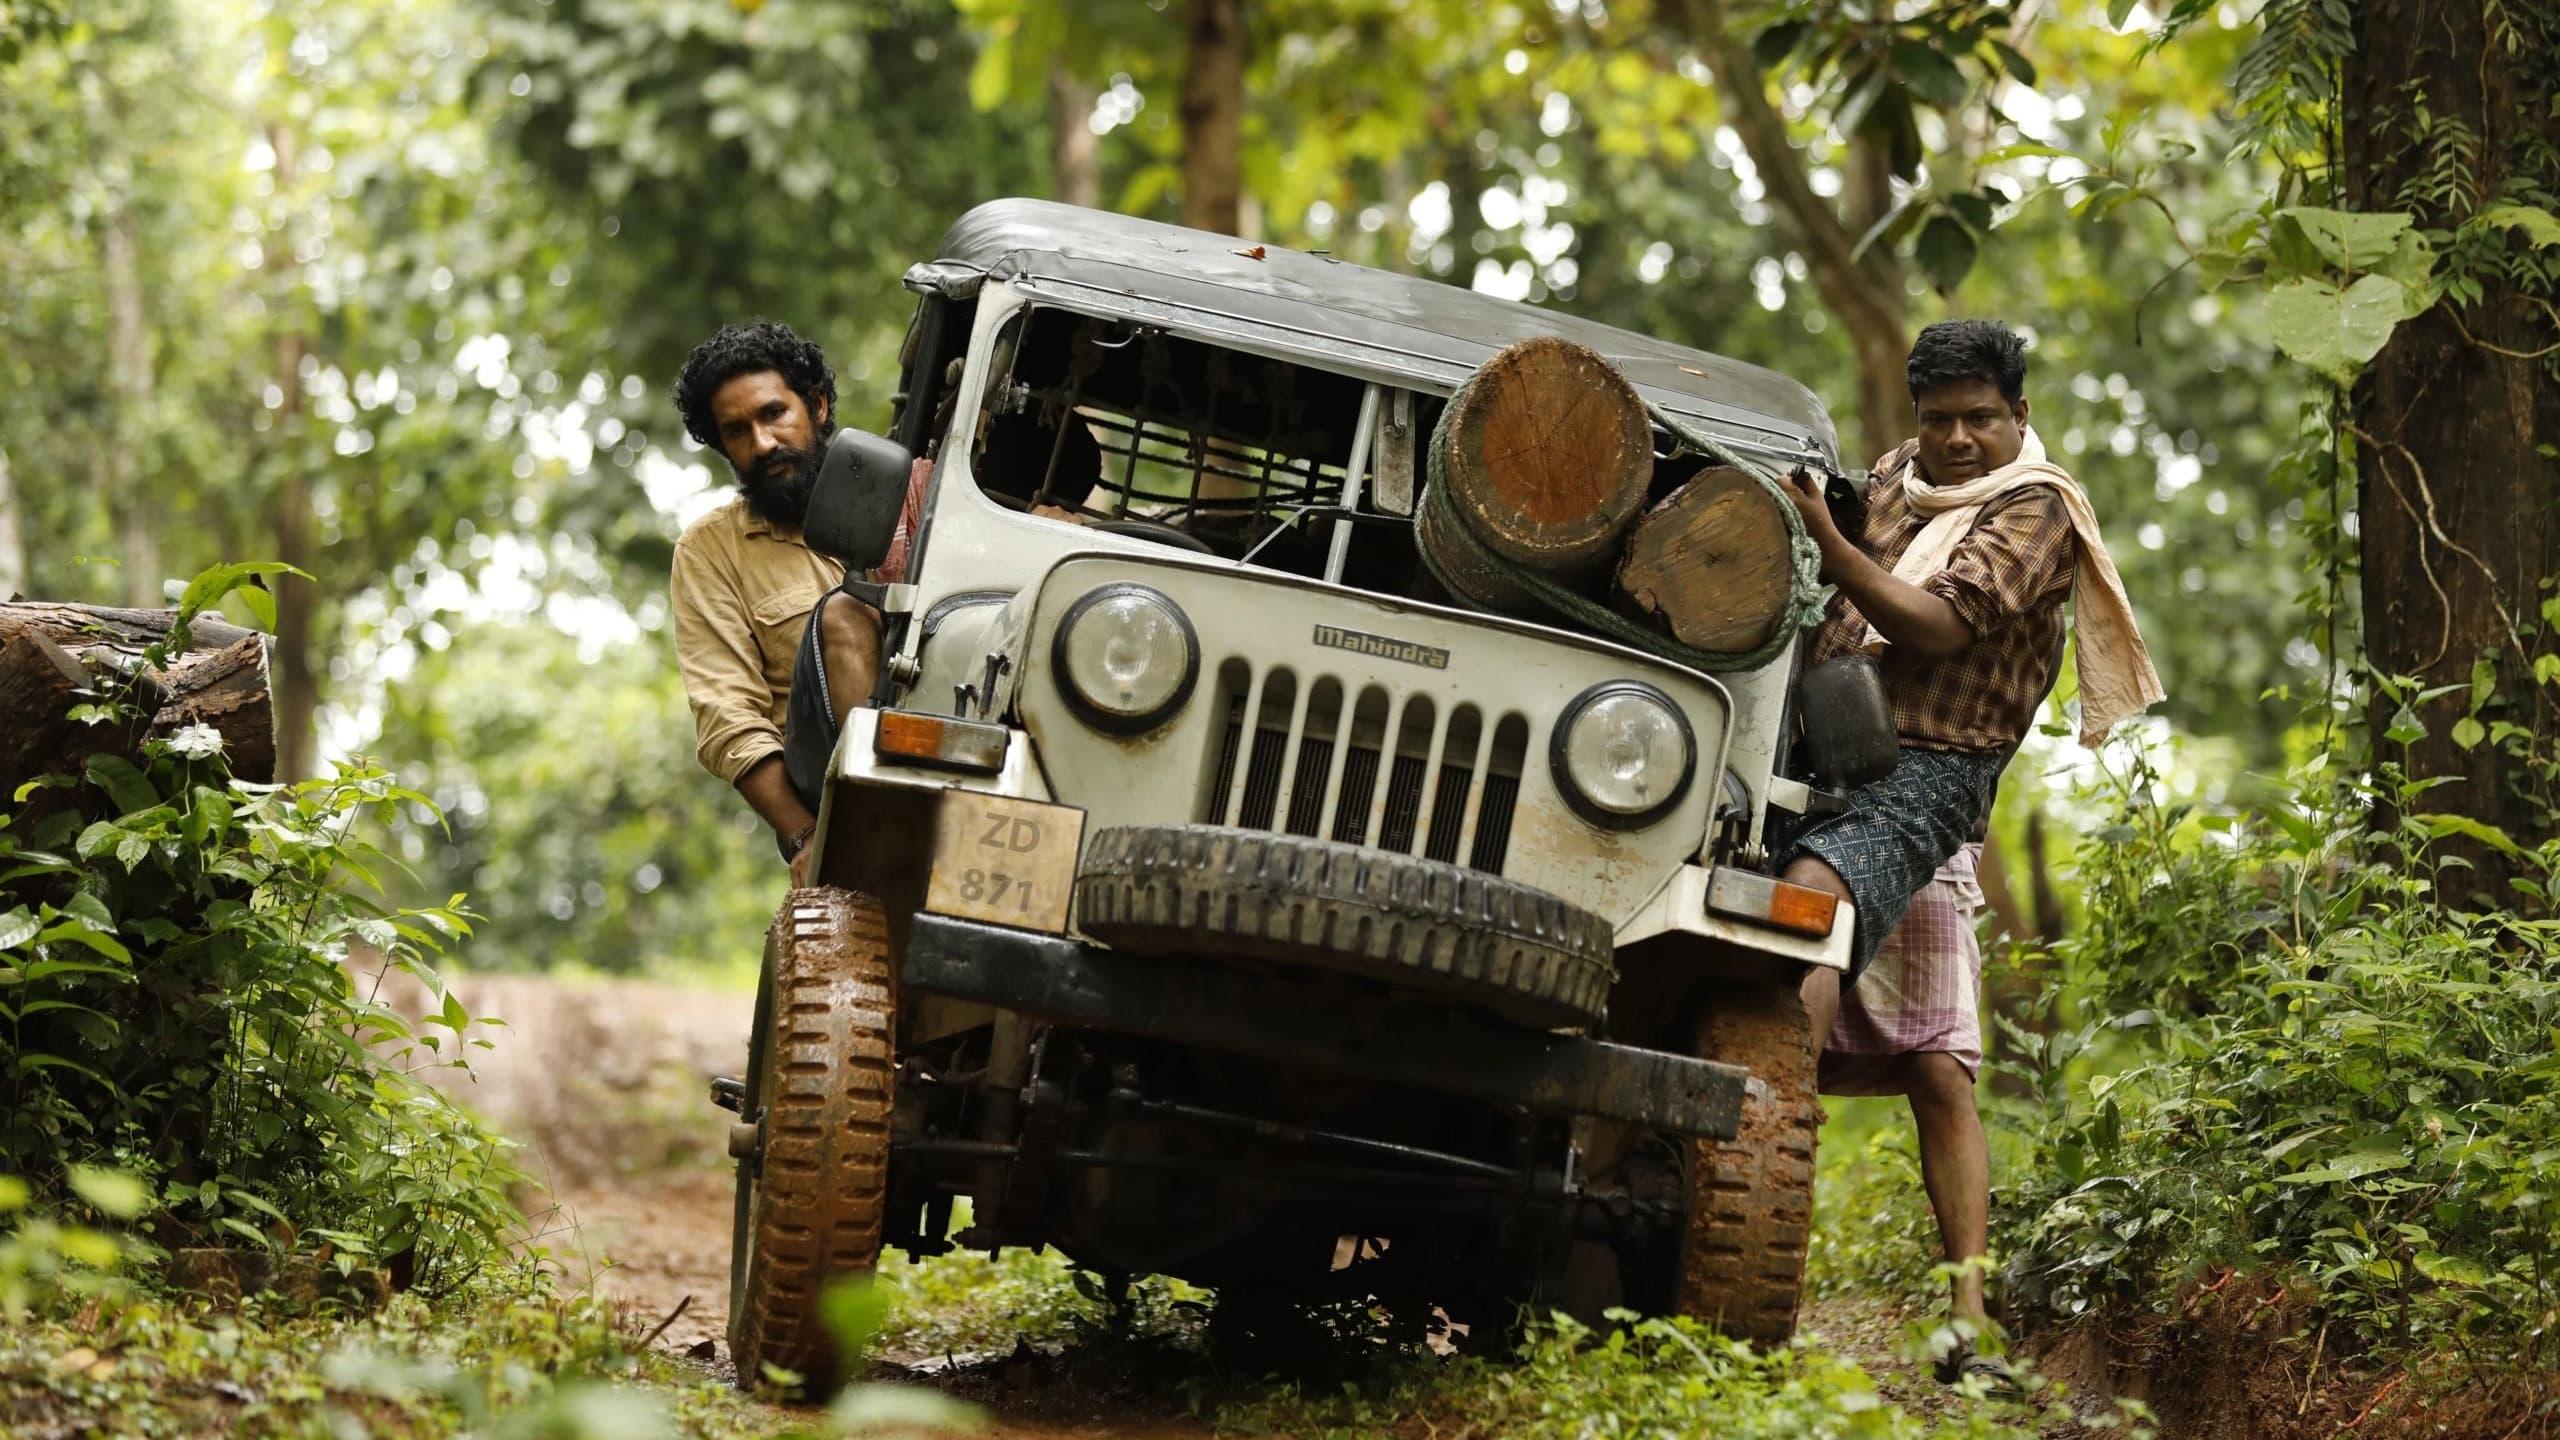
1781, 470, 1973, 660
735, 755, 817, 848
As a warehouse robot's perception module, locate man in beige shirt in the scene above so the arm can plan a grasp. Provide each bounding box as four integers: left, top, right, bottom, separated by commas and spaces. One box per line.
669, 322, 883, 879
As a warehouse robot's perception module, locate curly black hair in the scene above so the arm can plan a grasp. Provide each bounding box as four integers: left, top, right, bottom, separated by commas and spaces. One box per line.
672, 321, 838, 450
1905, 319, 2028, 404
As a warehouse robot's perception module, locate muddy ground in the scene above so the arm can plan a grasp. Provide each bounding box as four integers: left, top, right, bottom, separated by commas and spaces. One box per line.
409, 970, 2522, 1440
412, 970, 1966, 1436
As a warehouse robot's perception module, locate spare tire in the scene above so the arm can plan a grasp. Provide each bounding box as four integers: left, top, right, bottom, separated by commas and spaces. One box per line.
1074, 824, 1615, 1030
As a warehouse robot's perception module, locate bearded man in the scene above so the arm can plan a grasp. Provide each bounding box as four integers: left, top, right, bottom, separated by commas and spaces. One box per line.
668, 321, 894, 881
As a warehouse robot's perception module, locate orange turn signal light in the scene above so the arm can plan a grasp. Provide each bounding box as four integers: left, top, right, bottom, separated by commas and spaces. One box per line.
1705, 867, 1840, 939
874, 711, 1010, 774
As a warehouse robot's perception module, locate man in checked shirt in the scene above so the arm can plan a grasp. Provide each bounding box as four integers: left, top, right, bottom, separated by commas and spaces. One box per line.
1774, 319, 2147, 1386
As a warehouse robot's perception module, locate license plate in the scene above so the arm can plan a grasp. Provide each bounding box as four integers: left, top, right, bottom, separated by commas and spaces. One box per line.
925, 791, 1085, 934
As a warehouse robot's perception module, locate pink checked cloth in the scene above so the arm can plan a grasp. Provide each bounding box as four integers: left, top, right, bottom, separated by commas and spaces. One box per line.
1820, 841, 1986, 1096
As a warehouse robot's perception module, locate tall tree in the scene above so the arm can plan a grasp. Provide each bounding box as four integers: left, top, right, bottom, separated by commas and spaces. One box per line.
1178, 0, 1246, 234
1674, 0, 2034, 465
1048, 56, 1099, 209
2343, 0, 2560, 882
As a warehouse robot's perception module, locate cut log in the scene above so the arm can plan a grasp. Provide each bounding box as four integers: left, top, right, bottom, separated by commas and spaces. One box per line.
1425, 336, 1653, 613
0, 601, 274, 805
1615, 466, 1797, 654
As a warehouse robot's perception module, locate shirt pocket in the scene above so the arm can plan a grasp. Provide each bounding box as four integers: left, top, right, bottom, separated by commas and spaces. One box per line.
748, 580, 825, 676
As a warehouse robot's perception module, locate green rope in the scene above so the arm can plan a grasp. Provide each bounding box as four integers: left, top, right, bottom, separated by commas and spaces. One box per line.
1417, 397, 1828, 673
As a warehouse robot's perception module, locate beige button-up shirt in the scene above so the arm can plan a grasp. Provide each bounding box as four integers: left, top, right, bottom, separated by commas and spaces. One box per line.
670, 496, 847, 785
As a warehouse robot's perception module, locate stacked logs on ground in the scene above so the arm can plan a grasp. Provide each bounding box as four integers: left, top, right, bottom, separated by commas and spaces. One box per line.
0, 601, 276, 808
1422, 336, 1802, 654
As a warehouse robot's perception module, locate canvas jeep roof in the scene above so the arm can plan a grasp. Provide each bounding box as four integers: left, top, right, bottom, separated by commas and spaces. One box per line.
927, 198, 1840, 466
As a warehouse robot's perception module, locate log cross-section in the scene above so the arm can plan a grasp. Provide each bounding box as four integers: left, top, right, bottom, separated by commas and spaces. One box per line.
1434, 336, 1654, 576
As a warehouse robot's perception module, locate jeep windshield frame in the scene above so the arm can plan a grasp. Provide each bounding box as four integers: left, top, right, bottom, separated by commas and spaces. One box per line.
926, 199, 1840, 473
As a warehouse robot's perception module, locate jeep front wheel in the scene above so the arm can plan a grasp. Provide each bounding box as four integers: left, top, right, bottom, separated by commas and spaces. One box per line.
1675, 977, 1819, 1346
730, 886, 897, 1393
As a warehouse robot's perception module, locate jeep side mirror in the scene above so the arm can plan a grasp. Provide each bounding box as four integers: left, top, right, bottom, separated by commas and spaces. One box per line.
804, 428, 916, 571
1794, 655, 1899, 791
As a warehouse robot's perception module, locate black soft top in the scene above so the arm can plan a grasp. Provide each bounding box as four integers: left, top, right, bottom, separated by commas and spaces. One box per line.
929, 198, 1839, 466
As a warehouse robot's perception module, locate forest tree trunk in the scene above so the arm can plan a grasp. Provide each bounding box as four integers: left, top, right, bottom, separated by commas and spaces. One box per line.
267, 121, 320, 783
1177, 0, 1245, 236
2344, 0, 2560, 896
1047, 58, 1098, 209
0, 440, 25, 599
101, 198, 162, 607
1680, 0, 1910, 468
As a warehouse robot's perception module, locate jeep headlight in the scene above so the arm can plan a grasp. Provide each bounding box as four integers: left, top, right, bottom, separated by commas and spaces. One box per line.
1052, 583, 1199, 734
1553, 681, 1695, 827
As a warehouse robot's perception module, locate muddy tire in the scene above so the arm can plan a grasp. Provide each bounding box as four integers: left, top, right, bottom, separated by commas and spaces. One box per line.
1073, 824, 1614, 1030
730, 887, 896, 1394
1675, 978, 1819, 1346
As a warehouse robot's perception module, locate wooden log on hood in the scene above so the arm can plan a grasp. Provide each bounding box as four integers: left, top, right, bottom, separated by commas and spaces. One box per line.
1422, 335, 1654, 613
1613, 465, 1798, 654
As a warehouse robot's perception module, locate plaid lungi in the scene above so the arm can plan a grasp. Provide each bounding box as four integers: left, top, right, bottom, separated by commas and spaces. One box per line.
1820, 841, 1986, 1095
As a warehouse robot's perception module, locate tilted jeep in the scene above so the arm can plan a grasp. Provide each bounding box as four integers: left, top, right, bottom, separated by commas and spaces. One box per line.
713, 199, 1892, 1388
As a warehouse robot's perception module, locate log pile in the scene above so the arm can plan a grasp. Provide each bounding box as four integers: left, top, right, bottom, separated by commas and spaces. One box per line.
0, 602, 275, 806
1421, 338, 1802, 654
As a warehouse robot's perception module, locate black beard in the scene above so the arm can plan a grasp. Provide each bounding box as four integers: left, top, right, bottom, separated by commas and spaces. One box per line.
737, 428, 830, 528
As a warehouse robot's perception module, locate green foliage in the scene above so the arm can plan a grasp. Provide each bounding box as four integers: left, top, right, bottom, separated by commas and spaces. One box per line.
363, 617, 776, 978
2, 563, 525, 1292
1980, 743, 2560, 1366
1220, 1310, 2133, 1440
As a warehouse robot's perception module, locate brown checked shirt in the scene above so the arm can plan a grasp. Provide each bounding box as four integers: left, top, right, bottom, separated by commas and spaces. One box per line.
670, 496, 846, 785
1806, 441, 2078, 754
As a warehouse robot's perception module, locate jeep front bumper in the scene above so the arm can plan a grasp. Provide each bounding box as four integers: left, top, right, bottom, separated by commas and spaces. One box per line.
900, 912, 1749, 1141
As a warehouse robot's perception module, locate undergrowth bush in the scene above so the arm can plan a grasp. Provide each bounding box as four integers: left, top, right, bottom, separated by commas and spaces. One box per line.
1992, 743, 2560, 1369
0, 563, 518, 1294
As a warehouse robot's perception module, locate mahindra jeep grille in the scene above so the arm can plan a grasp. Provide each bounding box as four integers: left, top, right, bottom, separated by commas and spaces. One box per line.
1200, 660, 1528, 873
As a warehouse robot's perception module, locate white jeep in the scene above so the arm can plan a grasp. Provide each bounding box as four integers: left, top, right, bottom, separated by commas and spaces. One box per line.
714, 198, 1893, 1387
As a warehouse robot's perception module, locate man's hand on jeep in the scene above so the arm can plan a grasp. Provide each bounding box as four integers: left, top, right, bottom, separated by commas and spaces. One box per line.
788, 840, 815, 888
1782, 468, 1846, 572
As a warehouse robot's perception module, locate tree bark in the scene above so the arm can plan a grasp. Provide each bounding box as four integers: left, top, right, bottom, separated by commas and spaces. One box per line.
0, 439, 25, 599
1046, 58, 1099, 210
100, 197, 162, 608
1615, 466, 1797, 652
0, 600, 276, 805
2344, 0, 2560, 896
267, 122, 319, 783
1680, 0, 1910, 467
1177, 0, 1245, 236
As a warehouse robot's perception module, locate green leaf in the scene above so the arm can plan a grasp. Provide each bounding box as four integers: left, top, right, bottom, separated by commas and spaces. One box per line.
1913, 213, 1979, 293
2278, 1143, 2412, 1184
2275, 207, 2415, 269
2105, 0, 2140, 28
1889, 41, 1969, 109
238, 584, 277, 632
2265, 275, 2424, 384
2414, 1251, 2493, 1286
2450, 715, 2486, 750
1986, 39, 2036, 85
2410, 812, 2526, 857
0, 907, 38, 951
68, 1166, 148, 1219
0, 1176, 28, 1212
1752, 20, 1809, 69
85, 754, 158, 815
33, 922, 131, 965
2477, 203, 2560, 248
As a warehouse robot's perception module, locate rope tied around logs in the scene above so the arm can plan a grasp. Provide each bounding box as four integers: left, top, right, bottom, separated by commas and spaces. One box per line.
1417, 398, 1830, 673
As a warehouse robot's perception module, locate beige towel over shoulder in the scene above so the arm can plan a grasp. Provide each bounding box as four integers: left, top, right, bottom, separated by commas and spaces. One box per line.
1859, 427, 2165, 747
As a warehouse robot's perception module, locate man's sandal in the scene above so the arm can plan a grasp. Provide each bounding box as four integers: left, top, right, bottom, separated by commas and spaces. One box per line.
1930, 1346, 2021, 1397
